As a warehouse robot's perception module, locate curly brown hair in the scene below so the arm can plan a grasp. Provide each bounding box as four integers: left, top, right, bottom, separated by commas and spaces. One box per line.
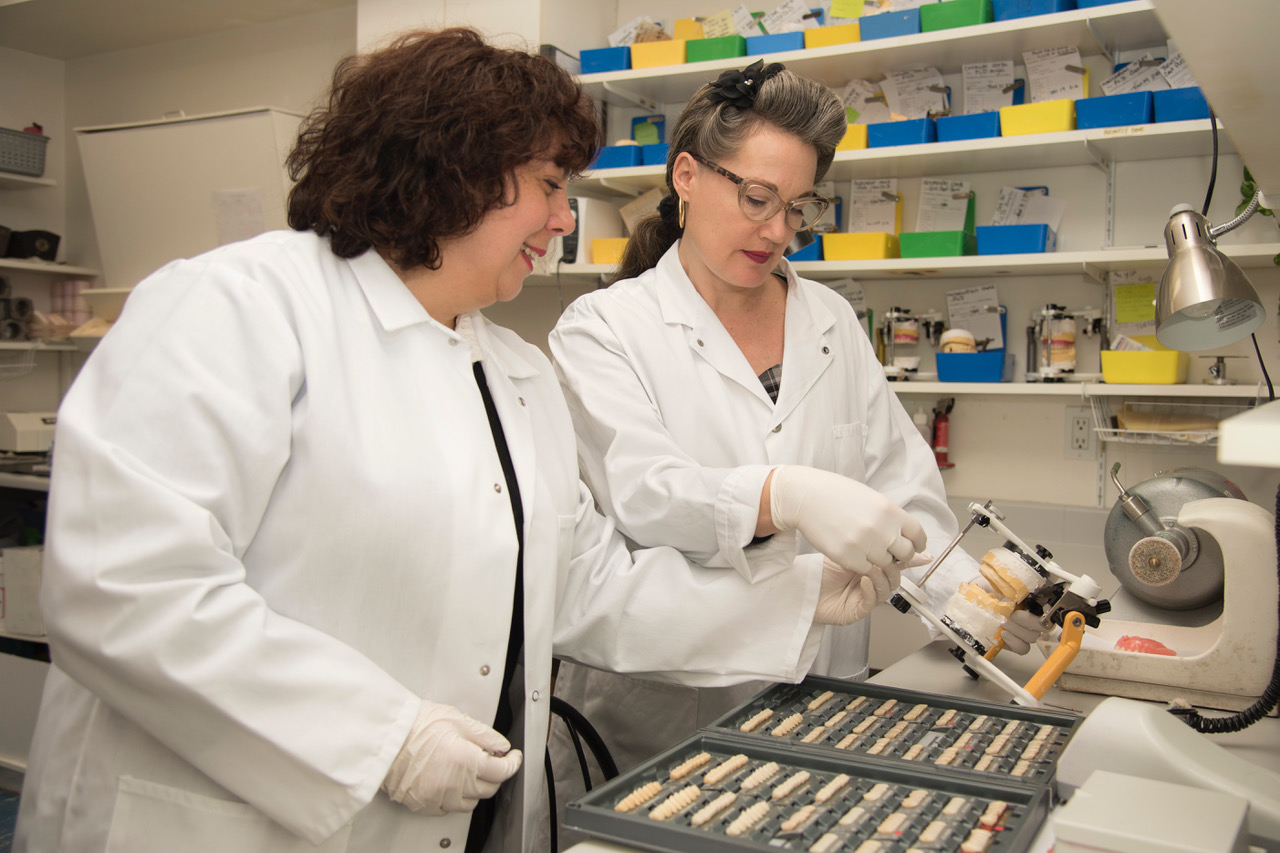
287, 28, 601, 270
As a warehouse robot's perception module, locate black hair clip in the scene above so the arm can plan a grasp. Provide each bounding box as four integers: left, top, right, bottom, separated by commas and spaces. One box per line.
706, 59, 785, 109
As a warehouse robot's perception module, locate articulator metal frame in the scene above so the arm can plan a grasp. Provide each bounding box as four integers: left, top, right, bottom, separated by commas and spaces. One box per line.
890, 500, 1111, 707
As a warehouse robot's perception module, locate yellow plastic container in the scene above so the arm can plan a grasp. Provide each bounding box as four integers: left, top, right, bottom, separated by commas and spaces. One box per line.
999, 99, 1076, 136
822, 232, 900, 260
1100, 350, 1190, 384
836, 124, 868, 151
630, 39, 687, 69
591, 237, 629, 265
804, 22, 861, 48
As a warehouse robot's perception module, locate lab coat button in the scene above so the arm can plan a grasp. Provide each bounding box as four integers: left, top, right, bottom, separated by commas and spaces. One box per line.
518, 397, 526, 406
440, 839, 452, 848
822, 346, 830, 354
480, 664, 491, 676
772, 424, 782, 433
448, 339, 458, 346
532, 690, 541, 701
697, 339, 704, 347
494, 483, 502, 493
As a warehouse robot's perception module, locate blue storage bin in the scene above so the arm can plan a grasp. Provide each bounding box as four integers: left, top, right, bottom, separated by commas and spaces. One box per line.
936, 350, 1014, 382
746, 31, 805, 55
640, 143, 669, 166
992, 0, 1075, 20
859, 8, 921, 39
1076, 91, 1153, 129
937, 112, 1000, 142
1153, 87, 1211, 123
580, 46, 631, 74
785, 237, 823, 261
977, 224, 1057, 254
590, 145, 642, 170
867, 117, 937, 148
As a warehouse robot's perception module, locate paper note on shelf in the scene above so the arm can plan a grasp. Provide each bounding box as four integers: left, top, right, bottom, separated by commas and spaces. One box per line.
915, 179, 971, 232
946, 284, 1004, 350
962, 61, 1015, 115
1100, 53, 1170, 96
1022, 46, 1087, 102
849, 178, 900, 234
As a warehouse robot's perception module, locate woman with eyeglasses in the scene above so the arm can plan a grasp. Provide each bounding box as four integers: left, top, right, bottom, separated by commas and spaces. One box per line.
547, 61, 1005, 806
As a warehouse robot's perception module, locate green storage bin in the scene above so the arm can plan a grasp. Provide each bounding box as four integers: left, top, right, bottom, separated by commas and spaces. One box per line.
686, 35, 747, 63
899, 230, 976, 258
921, 0, 993, 30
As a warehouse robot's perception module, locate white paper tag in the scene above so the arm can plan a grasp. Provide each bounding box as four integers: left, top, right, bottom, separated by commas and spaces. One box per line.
1100, 53, 1170, 96
915, 179, 971, 232
849, 179, 899, 233
1159, 48, 1198, 89
962, 61, 1016, 115
760, 0, 813, 34
1022, 46, 1087, 102
841, 79, 892, 124
947, 284, 1004, 349
609, 16, 655, 46
882, 67, 948, 120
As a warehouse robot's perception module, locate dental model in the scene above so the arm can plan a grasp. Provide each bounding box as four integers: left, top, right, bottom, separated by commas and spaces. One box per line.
801, 726, 827, 744
961, 828, 995, 852
904, 703, 929, 721
725, 801, 770, 836
810, 832, 843, 852
902, 789, 929, 809
978, 800, 1008, 829
771, 770, 811, 800
614, 781, 662, 813
808, 690, 836, 711
739, 761, 780, 790
690, 791, 737, 826
873, 699, 898, 716
703, 753, 748, 785
771, 713, 803, 737
648, 785, 700, 821
669, 752, 711, 779
814, 774, 851, 803
739, 708, 773, 733
780, 804, 816, 832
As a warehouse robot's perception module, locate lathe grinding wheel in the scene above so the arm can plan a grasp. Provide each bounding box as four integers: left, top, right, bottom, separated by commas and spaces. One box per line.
1128, 536, 1183, 586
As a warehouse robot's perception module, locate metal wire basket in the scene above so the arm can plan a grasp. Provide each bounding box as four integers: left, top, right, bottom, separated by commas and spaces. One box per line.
0, 127, 50, 177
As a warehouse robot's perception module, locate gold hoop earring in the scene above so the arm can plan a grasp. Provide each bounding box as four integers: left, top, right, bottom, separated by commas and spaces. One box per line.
678, 197, 687, 229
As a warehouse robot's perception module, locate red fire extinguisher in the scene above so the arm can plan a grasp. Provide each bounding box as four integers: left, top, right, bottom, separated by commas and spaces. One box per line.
933, 397, 956, 469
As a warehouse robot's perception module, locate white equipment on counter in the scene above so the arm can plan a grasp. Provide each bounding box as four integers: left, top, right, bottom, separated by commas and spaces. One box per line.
1044, 495, 1278, 712
1057, 697, 1280, 844
548, 197, 624, 265
0, 411, 57, 453
890, 500, 1111, 707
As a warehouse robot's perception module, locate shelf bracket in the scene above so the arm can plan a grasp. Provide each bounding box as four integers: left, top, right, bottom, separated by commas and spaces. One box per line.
1081, 139, 1110, 174
1084, 17, 1115, 67
1082, 262, 1107, 285
602, 81, 660, 112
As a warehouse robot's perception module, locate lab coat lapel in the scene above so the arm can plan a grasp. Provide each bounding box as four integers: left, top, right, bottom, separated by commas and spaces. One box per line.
654, 245, 776, 407
772, 260, 836, 425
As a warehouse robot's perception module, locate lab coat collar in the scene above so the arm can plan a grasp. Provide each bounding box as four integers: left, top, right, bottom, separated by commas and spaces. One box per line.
654, 243, 837, 411
345, 248, 539, 380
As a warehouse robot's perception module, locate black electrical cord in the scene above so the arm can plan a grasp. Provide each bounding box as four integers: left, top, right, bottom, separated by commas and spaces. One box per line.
1253, 332, 1276, 401
1201, 106, 1218, 216
1171, 479, 1280, 733
545, 697, 619, 848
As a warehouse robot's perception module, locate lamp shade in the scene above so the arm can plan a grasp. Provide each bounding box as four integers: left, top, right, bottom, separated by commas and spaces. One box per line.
1156, 205, 1266, 350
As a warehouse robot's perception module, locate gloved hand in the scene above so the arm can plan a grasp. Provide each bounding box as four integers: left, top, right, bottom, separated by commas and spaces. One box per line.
814, 558, 902, 626
382, 699, 523, 815
770, 465, 927, 573
999, 609, 1049, 655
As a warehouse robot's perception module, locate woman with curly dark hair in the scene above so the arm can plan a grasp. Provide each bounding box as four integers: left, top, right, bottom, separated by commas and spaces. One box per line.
17, 29, 882, 853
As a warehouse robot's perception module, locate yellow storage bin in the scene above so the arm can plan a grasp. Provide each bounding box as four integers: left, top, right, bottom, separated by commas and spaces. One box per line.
592, 237, 629, 265
1100, 350, 1190, 384
630, 39, 687, 69
999, 99, 1076, 136
822, 232, 899, 260
804, 22, 861, 48
836, 124, 868, 151
673, 18, 705, 40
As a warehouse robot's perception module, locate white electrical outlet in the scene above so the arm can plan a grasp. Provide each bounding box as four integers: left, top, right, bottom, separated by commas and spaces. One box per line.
1064, 405, 1097, 459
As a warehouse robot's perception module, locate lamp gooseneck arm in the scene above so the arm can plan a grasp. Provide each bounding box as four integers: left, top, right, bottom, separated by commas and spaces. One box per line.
1209, 190, 1262, 239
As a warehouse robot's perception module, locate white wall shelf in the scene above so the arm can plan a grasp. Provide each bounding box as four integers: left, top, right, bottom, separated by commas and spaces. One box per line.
0, 472, 50, 492
891, 381, 1265, 398
526, 244, 1280, 283
0, 341, 77, 352
579, 0, 1164, 108
0, 258, 99, 277
0, 173, 55, 190
576, 120, 1231, 192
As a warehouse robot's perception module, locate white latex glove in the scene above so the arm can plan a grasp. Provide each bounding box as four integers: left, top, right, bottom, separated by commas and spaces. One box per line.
770, 465, 927, 572
382, 699, 523, 815
814, 558, 902, 626
999, 609, 1049, 655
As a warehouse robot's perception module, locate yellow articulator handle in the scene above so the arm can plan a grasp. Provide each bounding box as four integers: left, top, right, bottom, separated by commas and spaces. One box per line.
1024, 611, 1086, 700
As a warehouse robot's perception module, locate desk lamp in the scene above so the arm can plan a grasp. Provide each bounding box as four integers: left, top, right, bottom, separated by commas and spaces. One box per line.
1155, 191, 1267, 351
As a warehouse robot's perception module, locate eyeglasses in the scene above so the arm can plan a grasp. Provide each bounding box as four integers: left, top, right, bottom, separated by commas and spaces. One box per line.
690, 153, 830, 232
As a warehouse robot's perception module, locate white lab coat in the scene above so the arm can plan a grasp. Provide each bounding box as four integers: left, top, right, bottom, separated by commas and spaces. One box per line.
547, 242, 977, 784
16, 232, 830, 853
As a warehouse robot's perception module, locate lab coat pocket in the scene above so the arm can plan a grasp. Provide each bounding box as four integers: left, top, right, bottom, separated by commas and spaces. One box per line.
105, 776, 354, 853
832, 422, 869, 482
